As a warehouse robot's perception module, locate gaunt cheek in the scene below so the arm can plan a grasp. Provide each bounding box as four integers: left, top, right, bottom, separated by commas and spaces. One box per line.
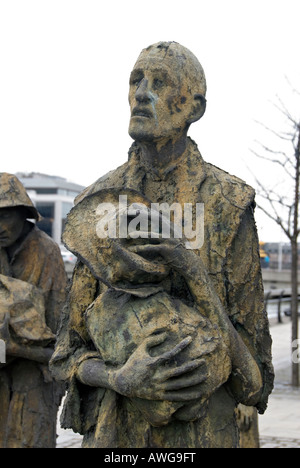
166, 94, 185, 116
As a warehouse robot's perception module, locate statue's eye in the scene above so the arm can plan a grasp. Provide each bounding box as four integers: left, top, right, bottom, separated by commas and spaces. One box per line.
153, 78, 164, 90
130, 73, 143, 87
132, 78, 141, 87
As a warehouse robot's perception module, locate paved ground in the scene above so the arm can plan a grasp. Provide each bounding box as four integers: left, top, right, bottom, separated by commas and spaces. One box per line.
56, 317, 300, 449
56, 427, 82, 449
259, 317, 300, 448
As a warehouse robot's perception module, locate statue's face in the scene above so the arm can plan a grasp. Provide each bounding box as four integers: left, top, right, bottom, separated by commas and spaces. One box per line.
0, 208, 26, 248
128, 49, 196, 143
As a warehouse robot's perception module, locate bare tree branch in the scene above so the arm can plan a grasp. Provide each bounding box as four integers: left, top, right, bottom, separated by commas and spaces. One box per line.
252, 84, 300, 386
254, 120, 294, 141
254, 140, 294, 167
247, 165, 292, 238
273, 96, 299, 128
250, 148, 294, 179
253, 141, 290, 159
284, 75, 300, 97
255, 202, 291, 240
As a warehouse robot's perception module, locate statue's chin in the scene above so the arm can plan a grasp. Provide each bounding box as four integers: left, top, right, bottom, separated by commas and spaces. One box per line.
128, 127, 155, 143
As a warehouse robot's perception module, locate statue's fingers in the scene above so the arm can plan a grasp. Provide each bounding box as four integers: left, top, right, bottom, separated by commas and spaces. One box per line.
127, 245, 162, 258
143, 331, 168, 352
164, 387, 204, 402
127, 233, 162, 244
154, 336, 192, 366
164, 369, 207, 392
160, 358, 206, 381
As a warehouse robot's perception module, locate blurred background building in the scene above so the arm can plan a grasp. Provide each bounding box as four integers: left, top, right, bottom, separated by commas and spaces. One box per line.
260, 241, 300, 271
15, 174, 300, 283
17, 172, 84, 245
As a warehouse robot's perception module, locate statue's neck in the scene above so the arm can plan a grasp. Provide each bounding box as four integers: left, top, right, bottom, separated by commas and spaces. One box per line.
137, 132, 188, 173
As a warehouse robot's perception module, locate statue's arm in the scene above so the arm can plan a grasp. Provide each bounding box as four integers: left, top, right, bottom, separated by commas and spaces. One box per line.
50, 260, 100, 382
169, 206, 273, 409
6, 342, 53, 364
0, 308, 54, 364
168, 247, 263, 406
50, 261, 206, 402
127, 207, 271, 408
222, 205, 274, 412
76, 333, 207, 402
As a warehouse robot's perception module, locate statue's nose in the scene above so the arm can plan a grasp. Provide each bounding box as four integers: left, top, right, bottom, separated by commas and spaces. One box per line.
135, 78, 151, 103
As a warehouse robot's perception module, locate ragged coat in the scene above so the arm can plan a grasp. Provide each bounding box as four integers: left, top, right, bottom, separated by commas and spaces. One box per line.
51, 138, 274, 448
0, 224, 67, 448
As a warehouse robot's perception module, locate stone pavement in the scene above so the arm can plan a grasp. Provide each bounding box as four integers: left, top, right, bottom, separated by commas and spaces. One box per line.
56, 317, 300, 449
259, 317, 300, 448
56, 426, 82, 448
56, 400, 82, 448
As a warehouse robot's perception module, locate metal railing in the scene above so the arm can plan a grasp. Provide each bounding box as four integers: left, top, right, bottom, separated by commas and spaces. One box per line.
264, 288, 300, 323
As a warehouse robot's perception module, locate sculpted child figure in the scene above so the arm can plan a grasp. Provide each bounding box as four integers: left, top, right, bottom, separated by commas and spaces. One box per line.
50, 42, 274, 448
62, 187, 232, 427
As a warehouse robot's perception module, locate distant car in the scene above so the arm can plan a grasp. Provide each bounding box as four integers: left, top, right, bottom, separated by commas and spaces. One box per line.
284, 308, 300, 317
60, 246, 77, 264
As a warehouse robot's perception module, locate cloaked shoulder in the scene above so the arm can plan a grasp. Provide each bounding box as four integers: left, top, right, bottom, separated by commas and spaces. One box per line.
74, 165, 128, 206
203, 161, 256, 213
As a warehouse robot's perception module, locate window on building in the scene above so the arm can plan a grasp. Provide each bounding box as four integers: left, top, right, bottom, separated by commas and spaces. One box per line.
61, 202, 73, 233
36, 202, 55, 238
32, 188, 58, 194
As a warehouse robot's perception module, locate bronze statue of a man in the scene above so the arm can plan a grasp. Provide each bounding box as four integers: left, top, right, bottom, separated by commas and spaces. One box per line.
0, 173, 67, 448
51, 42, 274, 448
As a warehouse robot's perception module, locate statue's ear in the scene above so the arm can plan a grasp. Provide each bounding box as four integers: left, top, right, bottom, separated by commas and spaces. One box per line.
187, 94, 206, 124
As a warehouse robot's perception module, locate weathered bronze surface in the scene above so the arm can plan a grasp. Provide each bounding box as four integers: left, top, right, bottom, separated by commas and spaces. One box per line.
50, 42, 274, 448
0, 173, 67, 448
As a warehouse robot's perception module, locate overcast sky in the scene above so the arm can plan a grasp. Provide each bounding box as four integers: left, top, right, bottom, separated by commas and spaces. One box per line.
1, 0, 300, 242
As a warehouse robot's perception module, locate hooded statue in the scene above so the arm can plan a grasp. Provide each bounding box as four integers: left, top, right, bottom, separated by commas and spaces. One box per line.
0, 173, 67, 448
0, 172, 40, 221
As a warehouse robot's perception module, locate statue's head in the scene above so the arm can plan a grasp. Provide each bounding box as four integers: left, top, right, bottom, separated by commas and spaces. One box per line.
0, 206, 29, 248
0, 173, 40, 248
128, 41, 206, 143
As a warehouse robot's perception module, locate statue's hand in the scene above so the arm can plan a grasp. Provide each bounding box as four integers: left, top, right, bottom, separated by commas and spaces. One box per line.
127, 235, 196, 274
124, 206, 196, 270
0, 312, 10, 344
0, 313, 53, 363
0, 313, 18, 355
108, 331, 207, 401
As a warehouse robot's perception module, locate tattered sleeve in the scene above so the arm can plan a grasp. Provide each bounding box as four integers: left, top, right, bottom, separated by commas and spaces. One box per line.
225, 205, 274, 414
50, 261, 105, 433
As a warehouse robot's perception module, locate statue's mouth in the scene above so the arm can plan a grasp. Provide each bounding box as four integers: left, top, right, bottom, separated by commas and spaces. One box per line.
132, 107, 153, 118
